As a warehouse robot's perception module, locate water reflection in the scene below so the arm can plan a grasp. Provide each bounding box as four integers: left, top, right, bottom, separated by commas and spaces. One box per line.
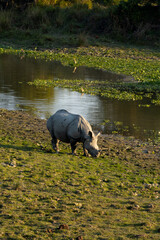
0, 54, 160, 141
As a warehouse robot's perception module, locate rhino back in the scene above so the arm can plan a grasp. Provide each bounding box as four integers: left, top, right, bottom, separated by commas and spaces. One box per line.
47, 110, 80, 142
47, 109, 93, 142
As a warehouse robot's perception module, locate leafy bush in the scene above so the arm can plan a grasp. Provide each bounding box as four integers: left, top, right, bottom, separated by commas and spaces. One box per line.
25, 6, 49, 28
0, 0, 159, 44
108, 0, 160, 39
0, 0, 34, 10
36, 0, 93, 8
0, 10, 12, 32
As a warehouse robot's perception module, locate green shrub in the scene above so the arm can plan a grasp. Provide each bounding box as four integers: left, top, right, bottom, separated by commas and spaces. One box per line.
0, 10, 12, 32
76, 32, 88, 46
35, 0, 93, 8
0, 0, 159, 44
25, 6, 50, 28
35, 0, 57, 6
107, 0, 160, 39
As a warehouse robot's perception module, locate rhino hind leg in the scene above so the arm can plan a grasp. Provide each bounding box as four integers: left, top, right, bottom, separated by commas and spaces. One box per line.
51, 137, 59, 153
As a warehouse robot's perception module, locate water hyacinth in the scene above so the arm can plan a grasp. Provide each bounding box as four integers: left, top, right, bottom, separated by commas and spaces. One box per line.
28, 78, 160, 104
0, 45, 160, 104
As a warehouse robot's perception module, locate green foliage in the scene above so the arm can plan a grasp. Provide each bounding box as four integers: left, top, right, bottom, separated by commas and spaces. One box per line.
1, 0, 159, 41
110, 0, 160, 36
34, 0, 160, 7
35, 0, 93, 8
0, 10, 12, 32
0, 0, 34, 9
129, 0, 160, 6
35, 0, 57, 6
28, 78, 160, 104
94, 0, 122, 6
25, 5, 49, 28
0, 0, 159, 43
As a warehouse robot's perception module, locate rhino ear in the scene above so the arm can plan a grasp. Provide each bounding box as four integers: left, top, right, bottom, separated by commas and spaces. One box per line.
88, 131, 93, 138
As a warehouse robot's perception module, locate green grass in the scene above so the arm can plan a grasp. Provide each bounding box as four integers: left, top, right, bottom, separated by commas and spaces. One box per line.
0, 109, 160, 239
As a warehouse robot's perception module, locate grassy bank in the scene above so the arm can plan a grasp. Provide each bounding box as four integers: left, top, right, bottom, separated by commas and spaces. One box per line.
0, 109, 160, 239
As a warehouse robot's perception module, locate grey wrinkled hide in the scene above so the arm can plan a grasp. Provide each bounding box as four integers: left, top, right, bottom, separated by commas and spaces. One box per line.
47, 109, 100, 157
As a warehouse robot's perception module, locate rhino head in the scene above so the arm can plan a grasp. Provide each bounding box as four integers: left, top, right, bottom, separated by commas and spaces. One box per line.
84, 131, 100, 157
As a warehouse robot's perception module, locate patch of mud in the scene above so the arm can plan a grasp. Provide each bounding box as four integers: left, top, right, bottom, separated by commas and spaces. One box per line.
100, 134, 160, 169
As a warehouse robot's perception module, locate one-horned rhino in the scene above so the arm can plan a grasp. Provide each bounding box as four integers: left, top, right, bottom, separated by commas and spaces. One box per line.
47, 109, 100, 157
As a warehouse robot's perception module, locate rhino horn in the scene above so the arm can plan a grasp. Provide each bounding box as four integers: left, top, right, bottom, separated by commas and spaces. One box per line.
96, 132, 101, 138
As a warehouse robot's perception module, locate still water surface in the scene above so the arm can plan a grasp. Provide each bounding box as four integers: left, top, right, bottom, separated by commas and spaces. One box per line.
0, 54, 160, 141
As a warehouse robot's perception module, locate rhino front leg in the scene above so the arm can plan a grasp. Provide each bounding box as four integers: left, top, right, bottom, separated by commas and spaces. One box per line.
51, 138, 59, 153
83, 144, 89, 157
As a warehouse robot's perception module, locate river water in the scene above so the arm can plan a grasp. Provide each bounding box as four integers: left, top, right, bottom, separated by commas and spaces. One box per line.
0, 54, 160, 141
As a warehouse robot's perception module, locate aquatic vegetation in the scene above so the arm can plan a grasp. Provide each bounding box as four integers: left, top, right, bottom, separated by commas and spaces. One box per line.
152, 94, 160, 106
0, 45, 160, 104
28, 78, 160, 104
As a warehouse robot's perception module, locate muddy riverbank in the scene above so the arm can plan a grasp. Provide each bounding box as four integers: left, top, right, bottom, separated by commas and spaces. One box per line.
1, 108, 159, 166
1, 108, 160, 240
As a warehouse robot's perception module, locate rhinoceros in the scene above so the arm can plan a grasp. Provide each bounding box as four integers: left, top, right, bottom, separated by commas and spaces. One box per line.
47, 109, 100, 157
